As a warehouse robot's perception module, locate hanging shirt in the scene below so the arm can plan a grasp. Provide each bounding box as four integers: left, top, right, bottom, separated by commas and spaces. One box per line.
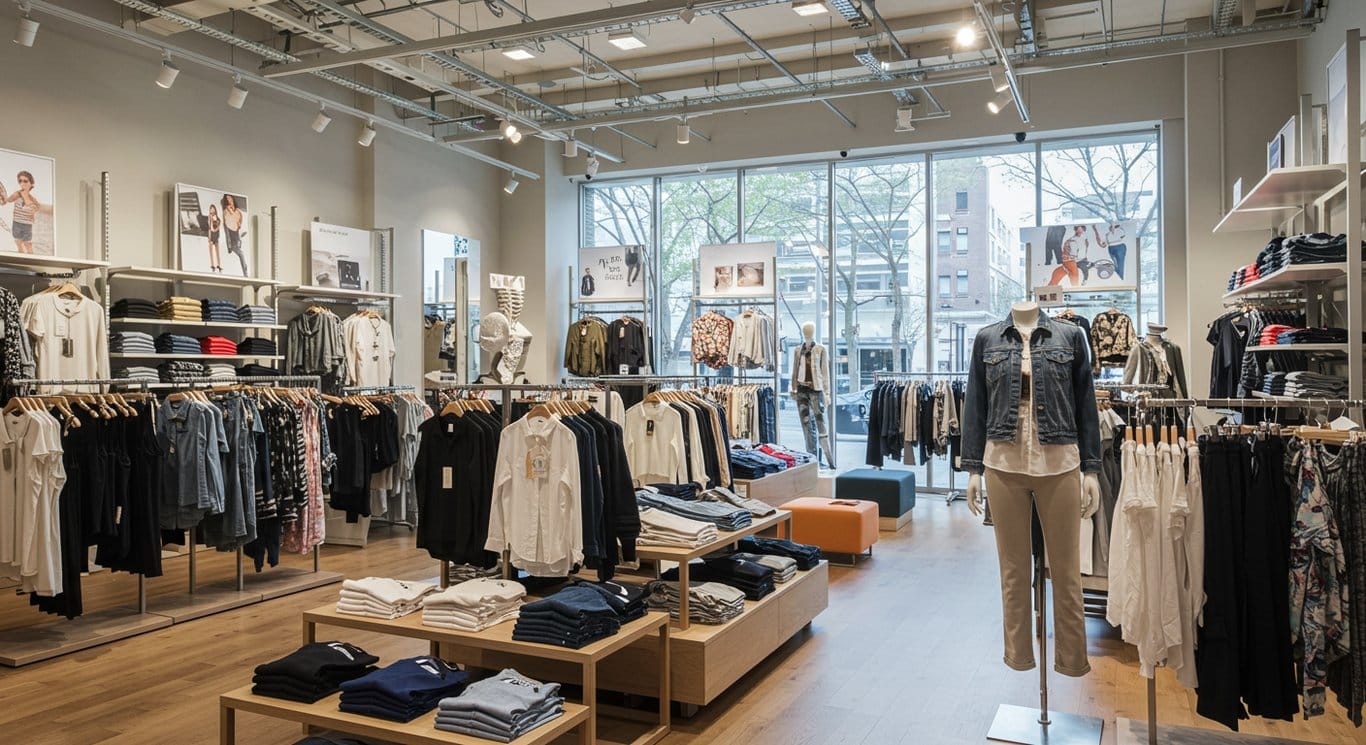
343, 314, 396, 387
486, 415, 582, 576
21, 292, 109, 393
0, 408, 65, 597
624, 401, 687, 486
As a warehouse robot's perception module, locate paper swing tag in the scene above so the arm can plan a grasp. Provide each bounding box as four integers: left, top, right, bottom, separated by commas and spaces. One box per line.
62, 338, 75, 358
645, 420, 655, 437
442, 467, 453, 489
2, 446, 12, 471
526, 444, 549, 480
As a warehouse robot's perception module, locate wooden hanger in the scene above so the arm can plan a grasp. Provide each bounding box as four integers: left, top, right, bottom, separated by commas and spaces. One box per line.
527, 402, 556, 420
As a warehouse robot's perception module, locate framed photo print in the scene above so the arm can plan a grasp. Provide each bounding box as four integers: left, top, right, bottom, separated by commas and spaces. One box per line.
175, 183, 251, 276
0, 147, 56, 256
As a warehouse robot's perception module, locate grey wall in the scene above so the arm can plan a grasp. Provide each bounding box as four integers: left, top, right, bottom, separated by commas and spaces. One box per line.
1299, 1, 1366, 106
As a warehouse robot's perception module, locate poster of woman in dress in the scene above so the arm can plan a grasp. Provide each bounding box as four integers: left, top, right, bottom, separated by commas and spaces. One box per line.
1025, 221, 1137, 291
176, 183, 251, 276
0, 147, 55, 255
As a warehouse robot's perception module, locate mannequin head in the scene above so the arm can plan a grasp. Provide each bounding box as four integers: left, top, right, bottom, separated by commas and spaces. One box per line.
802, 321, 815, 341
1010, 300, 1040, 329
1146, 322, 1167, 340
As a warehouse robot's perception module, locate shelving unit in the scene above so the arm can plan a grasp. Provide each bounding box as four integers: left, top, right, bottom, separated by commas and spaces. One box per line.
108, 353, 283, 361
276, 284, 399, 301
1221, 262, 1354, 300
1212, 164, 1346, 234
106, 265, 279, 287
110, 318, 285, 330
1245, 343, 1350, 353
0, 252, 109, 274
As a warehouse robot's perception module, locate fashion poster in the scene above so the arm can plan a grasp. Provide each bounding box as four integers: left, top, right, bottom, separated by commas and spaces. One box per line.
1024, 221, 1137, 291
310, 221, 374, 290
175, 183, 250, 276
577, 245, 645, 302
0, 147, 55, 256
697, 242, 776, 299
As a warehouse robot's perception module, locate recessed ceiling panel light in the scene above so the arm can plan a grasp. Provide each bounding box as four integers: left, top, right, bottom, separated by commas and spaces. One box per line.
608, 28, 647, 50
502, 47, 535, 61
792, 0, 828, 16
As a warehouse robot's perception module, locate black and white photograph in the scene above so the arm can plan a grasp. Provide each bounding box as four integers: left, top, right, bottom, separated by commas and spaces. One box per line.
698, 242, 776, 298
713, 265, 733, 292
736, 261, 765, 288
309, 221, 374, 290
577, 245, 645, 302
176, 183, 250, 276
0, 147, 55, 256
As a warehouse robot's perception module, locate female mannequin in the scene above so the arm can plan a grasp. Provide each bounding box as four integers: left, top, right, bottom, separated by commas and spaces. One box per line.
790, 321, 834, 468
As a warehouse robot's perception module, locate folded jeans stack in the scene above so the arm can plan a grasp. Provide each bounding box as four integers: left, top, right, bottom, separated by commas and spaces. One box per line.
1284, 370, 1348, 398
114, 365, 160, 384
1274, 327, 1349, 344
158, 360, 208, 382
336, 577, 438, 620
662, 556, 775, 601
421, 578, 526, 632
737, 536, 822, 570
251, 641, 378, 703
645, 580, 746, 624
726, 551, 798, 582
155, 332, 202, 355
569, 580, 648, 622
637, 506, 719, 548
201, 298, 240, 323
158, 296, 203, 321
111, 297, 160, 319
643, 482, 698, 500
434, 669, 565, 742
511, 586, 621, 649
236, 337, 278, 356
237, 303, 278, 325
698, 486, 776, 517
338, 656, 469, 722
200, 335, 240, 356
110, 330, 156, 355
237, 363, 282, 377
728, 447, 786, 479
636, 489, 751, 531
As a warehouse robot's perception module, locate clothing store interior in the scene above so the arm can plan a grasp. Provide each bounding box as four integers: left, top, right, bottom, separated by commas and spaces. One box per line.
5, 1, 1366, 744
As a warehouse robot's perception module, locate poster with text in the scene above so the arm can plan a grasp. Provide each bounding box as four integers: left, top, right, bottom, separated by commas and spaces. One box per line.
0, 147, 55, 256
176, 183, 251, 276
1024, 221, 1138, 292
697, 242, 777, 299
310, 221, 373, 290
577, 245, 645, 302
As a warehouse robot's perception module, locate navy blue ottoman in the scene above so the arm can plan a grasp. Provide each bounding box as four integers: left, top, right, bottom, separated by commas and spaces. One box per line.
835, 468, 915, 531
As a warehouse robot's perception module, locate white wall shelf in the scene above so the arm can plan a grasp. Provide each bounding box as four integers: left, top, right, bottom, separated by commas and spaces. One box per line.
1221, 262, 1352, 300
1245, 344, 1349, 353
107, 266, 279, 288
275, 285, 399, 301
109, 353, 283, 361
0, 254, 109, 273
110, 318, 284, 331
1238, 164, 1346, 209
1212, 205, 1303, 234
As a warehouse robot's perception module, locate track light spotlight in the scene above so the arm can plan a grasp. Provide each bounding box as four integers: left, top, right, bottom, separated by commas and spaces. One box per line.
358, 121, 377, 147
156, 54, 180, 89
311, 108, 333, 133
895, 106, 914, 132
227, 75, 248, 109
955, 24, 977, 47
585, 156, 601, 179
500, 119, 518, 138
503, 176, 520, 195
14, 14, 38, 47
564, 138, 579, 158
679, 6, 696, 24
987, 63, 1009, 93
986, 90, 1013, 115
676, 123, 690, 145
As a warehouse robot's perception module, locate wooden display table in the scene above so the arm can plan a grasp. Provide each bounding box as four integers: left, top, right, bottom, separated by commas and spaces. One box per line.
634, 509, 792, 630
303, 606, 670, 745
219, 686, 590, 745
733, 462, 818, 507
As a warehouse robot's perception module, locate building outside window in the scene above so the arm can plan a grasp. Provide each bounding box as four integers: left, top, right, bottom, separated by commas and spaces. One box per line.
955, 227, 969, 254
956, 270, 969, 296
937, 229, 951, 254
938, 274, 951, 297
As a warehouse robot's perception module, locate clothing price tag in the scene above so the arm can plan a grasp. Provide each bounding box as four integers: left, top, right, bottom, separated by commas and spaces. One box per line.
580, 327, 587, 337
1, 445, 12, 471
62, 338, 74, 358
526, 445, 549, 480
619, 326, 625, 338
53, 315, 69, 338
114, 506, 122, 524
646, 420, 655, 437
447, 423, 454, 433
442, 467, 453, 489
618, 364, 629, 375
0, 319, 5, 337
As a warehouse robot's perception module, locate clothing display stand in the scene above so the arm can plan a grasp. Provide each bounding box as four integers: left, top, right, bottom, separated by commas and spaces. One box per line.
690, 257, 781, 444
987, 531, 1104, 745
871, 370, 969, 504
339, 384, 421, 530
567, 250, 654, 375
0, 374, 339, 666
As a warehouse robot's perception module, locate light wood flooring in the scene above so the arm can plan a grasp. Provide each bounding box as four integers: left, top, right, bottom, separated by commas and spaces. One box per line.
0, 499, 1359, 745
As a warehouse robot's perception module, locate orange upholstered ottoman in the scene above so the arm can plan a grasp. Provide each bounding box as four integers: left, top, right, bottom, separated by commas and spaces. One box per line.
783, 497, 878, 558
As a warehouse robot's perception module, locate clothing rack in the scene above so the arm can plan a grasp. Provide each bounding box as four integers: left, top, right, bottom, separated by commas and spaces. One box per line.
689, 257, 782, 417
873, 370, 968, 378
0, 373, 338, 668
341, 384, 417, 395
871, 371, 969, 504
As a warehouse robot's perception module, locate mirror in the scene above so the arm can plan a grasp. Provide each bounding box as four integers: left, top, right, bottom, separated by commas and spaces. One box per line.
422, 229, 480, 383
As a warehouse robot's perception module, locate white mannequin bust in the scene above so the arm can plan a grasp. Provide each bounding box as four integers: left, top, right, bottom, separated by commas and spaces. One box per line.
966, 301, 1099, 518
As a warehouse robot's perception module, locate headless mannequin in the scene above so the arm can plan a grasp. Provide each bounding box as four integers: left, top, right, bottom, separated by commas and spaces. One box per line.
793, 322, 835, 468
967, 302, 1099, 517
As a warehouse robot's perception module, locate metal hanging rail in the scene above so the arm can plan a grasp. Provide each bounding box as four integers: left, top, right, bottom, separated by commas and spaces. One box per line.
1133, 396, 1366, 409
342, 384, 418, 395
873, 371, 969, 378
870, 371, 969, 503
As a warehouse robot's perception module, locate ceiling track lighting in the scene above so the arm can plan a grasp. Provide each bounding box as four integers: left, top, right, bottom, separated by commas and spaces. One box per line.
895, 106, 914, 133
676, 121, 690, 145
564, 138, 579, 158
14, 12, 38, 47
987, 63, 1009, 93
156, 53, 179, 89
608, 27, 647, 50
791, 0, 828, 16
358, 121, 377, 147
986, 90, 1014, 115
227, 75, 248, 109
311, 108, 333, 133
585, 156, 601, 179
679, 4, 696, 24
503, 176, 520, 195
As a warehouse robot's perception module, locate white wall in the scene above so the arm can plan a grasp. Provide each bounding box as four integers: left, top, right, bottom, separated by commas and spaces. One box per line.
1298, 1, 1366, 106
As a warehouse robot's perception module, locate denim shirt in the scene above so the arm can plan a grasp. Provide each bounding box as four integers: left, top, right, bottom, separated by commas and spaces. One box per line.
961, 313, 1101, 474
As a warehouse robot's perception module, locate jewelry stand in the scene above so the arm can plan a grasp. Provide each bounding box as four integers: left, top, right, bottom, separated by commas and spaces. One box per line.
988, 510, 1103, 745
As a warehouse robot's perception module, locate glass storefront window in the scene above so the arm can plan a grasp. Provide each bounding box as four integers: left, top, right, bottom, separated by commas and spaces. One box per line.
657, 174, 739, 375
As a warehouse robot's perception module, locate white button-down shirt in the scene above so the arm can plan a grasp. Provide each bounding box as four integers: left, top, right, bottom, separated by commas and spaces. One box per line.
485, 415, 582, 576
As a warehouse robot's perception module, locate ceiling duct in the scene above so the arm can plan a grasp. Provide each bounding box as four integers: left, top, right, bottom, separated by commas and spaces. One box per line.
828, 0, 871, 30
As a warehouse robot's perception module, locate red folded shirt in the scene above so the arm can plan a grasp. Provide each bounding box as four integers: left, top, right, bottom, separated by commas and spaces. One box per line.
757, 445, 796, 468
200, 336, 239, 355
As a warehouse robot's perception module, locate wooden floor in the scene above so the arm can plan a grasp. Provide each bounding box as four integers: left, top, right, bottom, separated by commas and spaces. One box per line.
0, 501, 1359, 745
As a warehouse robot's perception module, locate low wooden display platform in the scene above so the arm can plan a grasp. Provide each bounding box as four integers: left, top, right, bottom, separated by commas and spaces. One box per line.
734, 461, 818, 507
303, 606, 670, 745
220, 686, 591, 745
0, 606, 172, 667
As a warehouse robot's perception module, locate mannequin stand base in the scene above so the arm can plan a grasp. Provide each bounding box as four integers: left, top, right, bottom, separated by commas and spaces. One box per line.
1114, 717, 1320, 745
987, 704, 1103, 745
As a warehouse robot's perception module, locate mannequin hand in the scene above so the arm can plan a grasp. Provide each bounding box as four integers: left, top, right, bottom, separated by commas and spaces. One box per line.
966, 473, 984, 516
1081, 473, 1100, 519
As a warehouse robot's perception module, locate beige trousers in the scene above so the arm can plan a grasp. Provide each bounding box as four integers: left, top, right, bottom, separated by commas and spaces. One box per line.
984, 467, 1091, 677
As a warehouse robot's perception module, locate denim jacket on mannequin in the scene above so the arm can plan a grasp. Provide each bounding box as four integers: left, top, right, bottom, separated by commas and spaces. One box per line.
960, 312, 1102, 474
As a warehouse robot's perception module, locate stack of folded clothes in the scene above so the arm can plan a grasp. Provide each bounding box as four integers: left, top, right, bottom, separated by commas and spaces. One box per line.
699, 486, 776, 517
200, 335, 240, 356
644, 482, 698, 500
201, 298, 240, 323
1274, 326, 1349, 344
645, 580, 746, 624
421, 578, 525, 631
238, 363, 283, 377
159, 360, 208, 382
738, 536, 822, 570
434, 669, 565, 741
114, 366, 160, 384
206, 363, 237, 381
251, 641, 378, 703
637, 506, 719, 548
636, 489, 751, 531
728, 447, 786, 479
336, 577, 437, 620
1226, 263, 1260, 291
570, 580, 648, 622
155, 332, 201, 355
338, 656, 469, 722
1261, 371, 1288, 396
1257, 324, 1299, 346
511, 586, 621, 649
1284, 370, 1348, 398
237, 303, 278, 326
236, 337, 278, 356
110, 297, 160, 320
759, 443, 814, 465
110, 330, 156, 355
448, 562, 503, 585
663, 556, 775, 600
158, 296, 203, 321
1259, 232, 1366, 275
727, 551, 797, 582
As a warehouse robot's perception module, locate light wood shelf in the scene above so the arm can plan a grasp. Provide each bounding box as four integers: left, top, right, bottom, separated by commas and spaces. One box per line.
276, 284, 399, 300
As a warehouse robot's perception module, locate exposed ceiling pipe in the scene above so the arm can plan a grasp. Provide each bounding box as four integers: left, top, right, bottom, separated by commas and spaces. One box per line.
27, 0, 541, 180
